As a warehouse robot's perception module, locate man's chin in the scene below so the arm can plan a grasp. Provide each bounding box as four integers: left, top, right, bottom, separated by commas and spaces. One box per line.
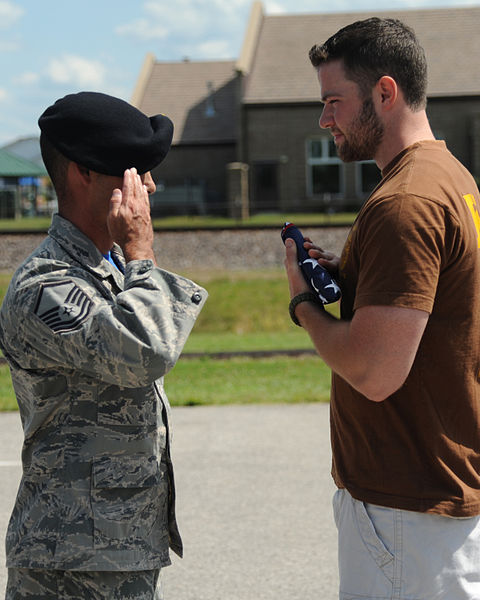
337, 148, 357, 162
338, 146, 374, 163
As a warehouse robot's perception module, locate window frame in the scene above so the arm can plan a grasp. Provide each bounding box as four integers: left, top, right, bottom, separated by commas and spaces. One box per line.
306, 136, 345, 200
355, 160, 382, 198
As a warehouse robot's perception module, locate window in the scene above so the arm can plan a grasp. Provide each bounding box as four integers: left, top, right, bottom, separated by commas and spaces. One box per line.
306, 137, 344, 198
205, 81, 216, 118
356, 160, 382, 197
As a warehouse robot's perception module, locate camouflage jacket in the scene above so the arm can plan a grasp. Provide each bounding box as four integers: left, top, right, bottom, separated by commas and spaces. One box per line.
0, 214, 207, 571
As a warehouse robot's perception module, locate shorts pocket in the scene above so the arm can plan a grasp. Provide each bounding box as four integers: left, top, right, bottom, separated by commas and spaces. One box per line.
332, 488, 343, 528
353, 498, 394, 581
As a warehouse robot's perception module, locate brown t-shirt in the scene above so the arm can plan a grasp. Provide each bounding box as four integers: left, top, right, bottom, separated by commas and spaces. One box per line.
332, 140, 480, 516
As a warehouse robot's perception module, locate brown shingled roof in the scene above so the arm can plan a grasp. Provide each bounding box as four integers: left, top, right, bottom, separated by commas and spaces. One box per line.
243, 6, 480, 104
136, 60, 238, 144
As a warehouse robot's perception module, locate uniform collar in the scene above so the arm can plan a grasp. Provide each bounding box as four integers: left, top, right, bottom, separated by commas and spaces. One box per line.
48, 214, 126, 285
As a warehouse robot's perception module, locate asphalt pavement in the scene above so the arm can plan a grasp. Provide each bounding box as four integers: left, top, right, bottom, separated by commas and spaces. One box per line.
0, 404, 338, 600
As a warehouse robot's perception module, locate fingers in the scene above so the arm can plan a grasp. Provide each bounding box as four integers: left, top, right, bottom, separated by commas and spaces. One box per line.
109, 188, 122, 217
284, 237, 298, 263
118, 168, 150, 210
109, 168, 136, 216
304, 237, 323, 251
307, 246, 341, 275
307, 245, 335, 261
284, 238, 309, 297
120, 168, 133, 205
304, 240, 325, 253
122, 168, 137, 202
107, 168, 155, 262
308, 247, 328, 259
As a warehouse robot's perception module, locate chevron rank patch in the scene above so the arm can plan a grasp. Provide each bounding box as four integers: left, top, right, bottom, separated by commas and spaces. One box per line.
34, 280, 93, 333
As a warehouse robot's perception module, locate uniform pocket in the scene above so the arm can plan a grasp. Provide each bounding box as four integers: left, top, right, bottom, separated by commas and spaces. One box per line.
96, 385, 157, 427
91, 454, 167, 549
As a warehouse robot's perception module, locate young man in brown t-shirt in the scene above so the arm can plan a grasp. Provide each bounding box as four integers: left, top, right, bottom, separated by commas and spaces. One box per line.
284, 18, 480, 599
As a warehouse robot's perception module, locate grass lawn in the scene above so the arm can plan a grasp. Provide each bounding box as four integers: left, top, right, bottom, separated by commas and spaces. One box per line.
0, 354, 330, 411
182, 330, 314, 353
0, 268, 336, 410
150, 212, 355, 230
0, 272, 11, 305
0, 216, 52, 231
0, 364, 17, 411
182, 268, 340, 337
0, 212, 356, 232
167, 355, 330, 406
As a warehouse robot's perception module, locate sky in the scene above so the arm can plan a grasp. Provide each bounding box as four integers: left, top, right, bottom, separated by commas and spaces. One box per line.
1, 0, 479, 148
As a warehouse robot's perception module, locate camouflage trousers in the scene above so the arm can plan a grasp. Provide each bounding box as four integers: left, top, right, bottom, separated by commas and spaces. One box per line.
5, 568, 163, 600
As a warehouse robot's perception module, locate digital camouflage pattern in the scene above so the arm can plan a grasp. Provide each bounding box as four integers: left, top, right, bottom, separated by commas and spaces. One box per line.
6, 567, 162, 599
0, 214, 207, 571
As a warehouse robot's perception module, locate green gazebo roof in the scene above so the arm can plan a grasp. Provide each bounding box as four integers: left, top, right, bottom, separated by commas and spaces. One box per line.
0, 148, 47, 177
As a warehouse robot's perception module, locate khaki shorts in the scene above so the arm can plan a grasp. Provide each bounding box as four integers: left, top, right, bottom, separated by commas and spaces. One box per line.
333, 488, 480, 600
6, 568, 162, 600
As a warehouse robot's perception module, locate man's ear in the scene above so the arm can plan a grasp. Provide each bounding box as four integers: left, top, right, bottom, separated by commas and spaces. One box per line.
69, 162, 91, 186
374, 75, 398, 111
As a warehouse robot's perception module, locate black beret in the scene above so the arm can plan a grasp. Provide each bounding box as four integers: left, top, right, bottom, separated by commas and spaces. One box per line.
38, 91, 173, 176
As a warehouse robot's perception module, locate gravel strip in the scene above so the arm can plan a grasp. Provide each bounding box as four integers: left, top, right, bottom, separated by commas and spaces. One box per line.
0, 227, 349, 274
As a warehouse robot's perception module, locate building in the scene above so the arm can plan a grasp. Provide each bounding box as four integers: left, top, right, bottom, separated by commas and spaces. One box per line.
2, 136, 45, 169
132, 55, 241, 216
134, 3, 480, 215
0, 148, 48, 218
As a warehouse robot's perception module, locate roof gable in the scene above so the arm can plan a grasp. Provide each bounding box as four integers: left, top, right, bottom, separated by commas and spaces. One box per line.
135, 60, 238, 144
243, 6, 480, 104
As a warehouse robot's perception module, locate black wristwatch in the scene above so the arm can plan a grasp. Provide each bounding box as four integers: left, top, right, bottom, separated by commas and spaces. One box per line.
289, 292, 324, 326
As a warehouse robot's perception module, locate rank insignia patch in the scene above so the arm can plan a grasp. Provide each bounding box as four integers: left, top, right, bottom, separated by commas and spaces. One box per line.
34, 280, 93, 333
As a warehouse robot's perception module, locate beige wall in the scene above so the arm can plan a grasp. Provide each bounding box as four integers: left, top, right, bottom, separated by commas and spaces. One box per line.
243, 96, 480, 213
151, 143, 237, 215
427, 96, 480, 177
243, 104, 366, 212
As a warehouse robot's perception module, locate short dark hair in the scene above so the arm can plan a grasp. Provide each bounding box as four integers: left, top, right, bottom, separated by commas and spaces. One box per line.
39, 133, 70, 202
309, 17, 427, 110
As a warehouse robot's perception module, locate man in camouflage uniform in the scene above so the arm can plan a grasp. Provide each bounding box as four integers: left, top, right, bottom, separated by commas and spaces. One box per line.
0, 92, 207, 599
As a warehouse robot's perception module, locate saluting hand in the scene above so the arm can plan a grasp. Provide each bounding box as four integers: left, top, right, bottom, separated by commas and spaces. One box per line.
107, 168, 156, 264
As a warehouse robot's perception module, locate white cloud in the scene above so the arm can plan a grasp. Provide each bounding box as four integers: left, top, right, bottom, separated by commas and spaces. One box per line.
265, 1, 288, 13
0, 0, 23, 29
116, 0, 251, 58
143, 0, 248, 25
0, 39, 20, 52
47, 55, 106, 87
115, 18, 168, 41
196, 39, 235, 59
0, 88, 7, 101
264, 0, 480, 13
14, 71, 39, 85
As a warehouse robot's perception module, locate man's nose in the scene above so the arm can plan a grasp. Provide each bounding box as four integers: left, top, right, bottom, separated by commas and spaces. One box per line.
319, 105, 333, 129
142, 172, 156, 194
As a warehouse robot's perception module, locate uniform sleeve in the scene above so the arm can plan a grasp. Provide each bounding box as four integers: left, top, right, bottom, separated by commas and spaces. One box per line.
353, 194, 458, 313
2, 259, 207, 387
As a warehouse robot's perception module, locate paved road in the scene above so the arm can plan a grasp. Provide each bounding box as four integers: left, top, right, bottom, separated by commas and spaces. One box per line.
0, 404, 338, 599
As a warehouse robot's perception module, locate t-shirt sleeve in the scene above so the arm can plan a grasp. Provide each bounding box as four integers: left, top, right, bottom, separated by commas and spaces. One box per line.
354, 194, 453, 313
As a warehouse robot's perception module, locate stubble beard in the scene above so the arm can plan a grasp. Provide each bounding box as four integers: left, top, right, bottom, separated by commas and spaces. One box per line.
336, 98, 384, 163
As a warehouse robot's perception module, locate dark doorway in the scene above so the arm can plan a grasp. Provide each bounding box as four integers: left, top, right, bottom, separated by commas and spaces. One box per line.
251, 161, 279, 213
